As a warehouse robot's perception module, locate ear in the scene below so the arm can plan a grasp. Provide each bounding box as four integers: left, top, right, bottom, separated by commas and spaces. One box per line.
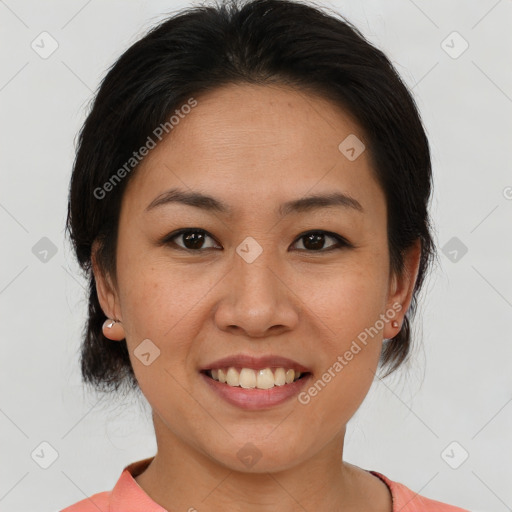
382, 238, 422, 340
91, 239, 122, 323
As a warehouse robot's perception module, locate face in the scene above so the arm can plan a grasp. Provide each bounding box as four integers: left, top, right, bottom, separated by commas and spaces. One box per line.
94, 83, 419, 473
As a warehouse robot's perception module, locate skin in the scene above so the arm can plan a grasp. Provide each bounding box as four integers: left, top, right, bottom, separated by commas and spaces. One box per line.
93, 82, 421, 512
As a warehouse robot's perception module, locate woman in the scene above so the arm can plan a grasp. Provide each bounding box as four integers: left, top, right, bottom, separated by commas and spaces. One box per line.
61, 0, 468, 510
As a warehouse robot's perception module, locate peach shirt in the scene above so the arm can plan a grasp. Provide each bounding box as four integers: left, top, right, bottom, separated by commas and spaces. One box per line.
60, 457, 469, 512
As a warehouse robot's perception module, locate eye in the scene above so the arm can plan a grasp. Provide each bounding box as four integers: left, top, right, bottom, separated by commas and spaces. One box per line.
162, 228, 351, 253
291, 230, 351, 252
163, 228, 221, 251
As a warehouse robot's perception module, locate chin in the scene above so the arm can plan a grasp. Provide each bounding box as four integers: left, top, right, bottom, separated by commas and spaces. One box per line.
210, 438, 308, 474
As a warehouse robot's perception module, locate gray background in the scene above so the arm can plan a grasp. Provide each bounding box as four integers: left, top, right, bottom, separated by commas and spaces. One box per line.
1, 1, 511, 511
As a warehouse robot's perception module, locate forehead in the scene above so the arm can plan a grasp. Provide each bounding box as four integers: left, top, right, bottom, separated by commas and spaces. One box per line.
122, 83, 384, 221
166, 83, 363, 164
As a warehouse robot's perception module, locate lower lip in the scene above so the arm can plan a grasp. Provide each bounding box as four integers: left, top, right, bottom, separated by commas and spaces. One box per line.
200, 371, 311, 410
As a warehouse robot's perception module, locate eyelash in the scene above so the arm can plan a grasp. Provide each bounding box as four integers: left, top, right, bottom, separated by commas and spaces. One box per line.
161, 228, 353, 253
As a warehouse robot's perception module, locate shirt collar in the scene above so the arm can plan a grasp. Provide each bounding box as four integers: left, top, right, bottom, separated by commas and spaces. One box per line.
110, 456, 168, 511
109, 458, 398, 512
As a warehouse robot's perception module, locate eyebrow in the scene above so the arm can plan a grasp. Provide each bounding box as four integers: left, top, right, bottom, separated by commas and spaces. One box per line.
145, 187, 364, 216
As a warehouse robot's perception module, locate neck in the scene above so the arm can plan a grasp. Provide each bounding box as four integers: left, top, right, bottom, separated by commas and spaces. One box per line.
134, 413, 389, 512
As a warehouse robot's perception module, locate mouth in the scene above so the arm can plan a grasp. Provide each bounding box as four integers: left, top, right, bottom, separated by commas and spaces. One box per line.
200, 354, 312, 390
200, 367, 311, 389
200, 365, 312, 410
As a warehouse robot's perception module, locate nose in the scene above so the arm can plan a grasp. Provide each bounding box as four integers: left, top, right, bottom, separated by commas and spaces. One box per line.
213, 248, 300, 338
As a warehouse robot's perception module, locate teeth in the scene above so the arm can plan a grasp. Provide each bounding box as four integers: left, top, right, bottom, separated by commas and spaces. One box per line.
256, 368, 274, 389
208, 367, 304, 389
274, 367, 286, 386
239, 368, 256, 389
226, 367, 239, 387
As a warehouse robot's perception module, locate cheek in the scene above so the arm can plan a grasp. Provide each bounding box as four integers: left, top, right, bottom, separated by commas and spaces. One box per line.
299, 307, 383, 437
302, 257, 389, 340
295, 259, 388, 423
115, 266, 202, 413
115, 252, 216, 363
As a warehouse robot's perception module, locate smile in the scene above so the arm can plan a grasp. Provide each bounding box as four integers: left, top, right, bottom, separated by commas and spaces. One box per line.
203, 367, 309, 389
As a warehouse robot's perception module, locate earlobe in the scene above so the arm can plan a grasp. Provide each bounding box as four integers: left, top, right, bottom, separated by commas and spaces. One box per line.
383, 239, 421, 340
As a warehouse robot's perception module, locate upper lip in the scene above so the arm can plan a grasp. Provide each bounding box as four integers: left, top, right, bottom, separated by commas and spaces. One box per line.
201, 354, 312, 373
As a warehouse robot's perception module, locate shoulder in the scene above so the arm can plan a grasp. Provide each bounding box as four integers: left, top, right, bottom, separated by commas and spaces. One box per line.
369, 471, 470, 512
59, 490, 111, 512
59, 456, 160, 512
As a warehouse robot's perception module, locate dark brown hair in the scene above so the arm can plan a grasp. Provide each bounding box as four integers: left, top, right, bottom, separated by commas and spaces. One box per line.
66, 0, 437, 395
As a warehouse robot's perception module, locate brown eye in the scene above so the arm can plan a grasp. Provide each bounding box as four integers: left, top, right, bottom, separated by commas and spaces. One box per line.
292, 230, 349, 252
165, 229, 221, 251
162, 228, 350, 253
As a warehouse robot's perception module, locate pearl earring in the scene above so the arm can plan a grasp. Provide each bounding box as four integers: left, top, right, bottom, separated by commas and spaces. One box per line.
102, 318, 125, 341
391, 320, 400, 329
